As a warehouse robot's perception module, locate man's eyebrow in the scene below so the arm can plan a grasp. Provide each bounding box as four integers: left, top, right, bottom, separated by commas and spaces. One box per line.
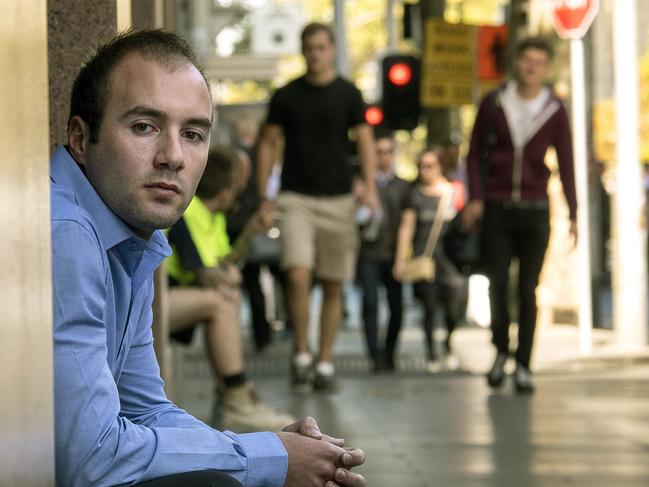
120, 106, 167, 121
185, 116, 213, 129
120, 105, 213, 129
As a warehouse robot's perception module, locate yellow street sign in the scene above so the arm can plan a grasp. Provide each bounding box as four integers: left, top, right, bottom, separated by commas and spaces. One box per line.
421, 19, 476, 107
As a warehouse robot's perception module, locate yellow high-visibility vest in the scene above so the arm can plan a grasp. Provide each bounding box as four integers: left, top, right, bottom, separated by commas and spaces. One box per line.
166, 196, 231, 286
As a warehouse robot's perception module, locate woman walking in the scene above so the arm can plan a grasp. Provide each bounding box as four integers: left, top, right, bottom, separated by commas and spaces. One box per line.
393, 148, 466, 372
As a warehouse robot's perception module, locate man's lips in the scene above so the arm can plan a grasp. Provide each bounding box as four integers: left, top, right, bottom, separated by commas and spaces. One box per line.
145, 182, 181, 194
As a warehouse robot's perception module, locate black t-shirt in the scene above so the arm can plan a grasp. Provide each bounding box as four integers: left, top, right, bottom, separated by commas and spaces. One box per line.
266, 75, 366, 196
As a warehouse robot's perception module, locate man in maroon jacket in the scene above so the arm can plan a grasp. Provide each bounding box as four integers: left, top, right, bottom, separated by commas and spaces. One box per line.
463, 37, 577, 393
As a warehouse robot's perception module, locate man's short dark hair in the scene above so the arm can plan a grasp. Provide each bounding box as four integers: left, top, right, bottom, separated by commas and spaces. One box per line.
195, 146, 240, 199
516, 37, 554, 60
301, 22, 335, 47
68, 29, 209, 143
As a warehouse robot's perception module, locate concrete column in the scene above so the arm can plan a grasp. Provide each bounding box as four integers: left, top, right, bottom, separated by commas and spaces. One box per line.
47, 0, 117, 152
0, 1, 53, 484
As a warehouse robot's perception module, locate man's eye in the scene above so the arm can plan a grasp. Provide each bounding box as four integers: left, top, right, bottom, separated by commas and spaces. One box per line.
133, 123, 153, 134
183, 131, 203, 141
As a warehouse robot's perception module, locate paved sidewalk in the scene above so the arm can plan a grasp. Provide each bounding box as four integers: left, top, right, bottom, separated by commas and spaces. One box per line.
172, 318, 649, 487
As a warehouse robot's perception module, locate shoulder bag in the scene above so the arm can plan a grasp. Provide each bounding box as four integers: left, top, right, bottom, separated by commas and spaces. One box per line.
402, 189, 452, 283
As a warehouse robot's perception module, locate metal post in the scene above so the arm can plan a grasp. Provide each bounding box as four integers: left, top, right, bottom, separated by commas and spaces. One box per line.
570, 38, 593, 355
387, 0, 396, 51
420, 0, 450, 145
334, 0, 349, 76
611, 0, 647, 349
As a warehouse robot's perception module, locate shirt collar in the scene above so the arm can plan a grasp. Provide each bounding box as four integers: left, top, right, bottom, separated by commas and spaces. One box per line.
376, 169, 395, 187
50, 145, 170, 256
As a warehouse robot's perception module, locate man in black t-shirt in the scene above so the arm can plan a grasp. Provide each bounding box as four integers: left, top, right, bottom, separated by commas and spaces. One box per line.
256, 22, 378, 392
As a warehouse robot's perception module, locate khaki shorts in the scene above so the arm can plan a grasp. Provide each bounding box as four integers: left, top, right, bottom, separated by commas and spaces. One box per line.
276, 191, 358, 282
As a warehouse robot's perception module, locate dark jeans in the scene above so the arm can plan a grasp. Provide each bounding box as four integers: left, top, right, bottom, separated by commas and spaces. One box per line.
483, 202, 550, 369
413, 267, 466, 361
132, 470, 243, 486
357, 256, 403, 362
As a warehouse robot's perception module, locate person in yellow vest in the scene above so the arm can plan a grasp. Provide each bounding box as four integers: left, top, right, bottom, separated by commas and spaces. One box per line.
166, 146, 295, 432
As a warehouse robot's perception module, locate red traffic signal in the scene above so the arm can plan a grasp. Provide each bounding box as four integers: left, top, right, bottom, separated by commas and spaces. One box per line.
365, 105, 384, 126
381, 54, 421, 131
388, 63, 413, 86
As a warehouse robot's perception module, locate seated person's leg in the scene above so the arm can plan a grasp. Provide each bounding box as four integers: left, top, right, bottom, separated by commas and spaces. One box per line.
168, 287, 295, 432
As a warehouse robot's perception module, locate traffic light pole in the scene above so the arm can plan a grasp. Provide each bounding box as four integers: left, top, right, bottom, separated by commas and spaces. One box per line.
333, 0, 349, 77
419, 0, 451, 145
387, 0, 396, 51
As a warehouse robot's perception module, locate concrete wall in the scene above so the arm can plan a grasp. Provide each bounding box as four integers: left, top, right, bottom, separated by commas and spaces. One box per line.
0, 1, 118, 484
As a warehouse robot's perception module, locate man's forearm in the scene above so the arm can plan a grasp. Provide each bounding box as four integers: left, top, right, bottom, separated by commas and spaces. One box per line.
256, 130, 277, 200
356, 126, 377, 186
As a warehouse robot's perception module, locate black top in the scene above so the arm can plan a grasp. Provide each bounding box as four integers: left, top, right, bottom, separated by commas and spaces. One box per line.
406, 188, 443, 257
359, 176, 412, 261
405, 186, 461, 286
266, 75, 366, 196
167, 218, 201, 286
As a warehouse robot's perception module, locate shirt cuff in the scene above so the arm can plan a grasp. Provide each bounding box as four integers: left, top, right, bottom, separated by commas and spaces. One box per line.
237, 432, 288, 487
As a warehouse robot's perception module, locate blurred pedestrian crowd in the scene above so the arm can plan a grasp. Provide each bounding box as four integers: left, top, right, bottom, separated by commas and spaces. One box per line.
164, 27, 577, 432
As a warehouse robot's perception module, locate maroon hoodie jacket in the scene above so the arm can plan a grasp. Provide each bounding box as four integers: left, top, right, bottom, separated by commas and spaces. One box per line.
467, 86, 577, 220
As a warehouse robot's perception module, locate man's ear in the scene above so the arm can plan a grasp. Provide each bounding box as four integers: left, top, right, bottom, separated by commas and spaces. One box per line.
67, 116, 92, 166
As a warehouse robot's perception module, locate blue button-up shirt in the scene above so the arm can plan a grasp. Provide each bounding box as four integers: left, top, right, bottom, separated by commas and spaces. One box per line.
51, 146, 287, 486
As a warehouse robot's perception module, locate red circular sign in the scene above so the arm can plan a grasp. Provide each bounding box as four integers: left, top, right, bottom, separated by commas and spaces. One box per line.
551, 0, 599, 39
388, 63, 412, 86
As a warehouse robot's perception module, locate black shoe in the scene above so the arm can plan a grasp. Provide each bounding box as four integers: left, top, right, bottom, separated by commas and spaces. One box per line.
372, 352, 396, 373
486, 352, 508, 388
514, 364, 535, 394
313, 371, 339, 393
291, 360, 313, 394
254, 333, 271, 353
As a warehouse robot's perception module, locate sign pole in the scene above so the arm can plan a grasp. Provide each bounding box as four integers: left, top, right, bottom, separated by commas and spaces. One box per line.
569, 38, 593, 355
552, 0, 600, 355
611, 0, 647, 349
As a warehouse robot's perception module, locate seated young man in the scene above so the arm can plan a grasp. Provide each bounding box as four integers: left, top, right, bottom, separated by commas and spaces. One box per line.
52, 28, 366, 487
166, 146, 294, 432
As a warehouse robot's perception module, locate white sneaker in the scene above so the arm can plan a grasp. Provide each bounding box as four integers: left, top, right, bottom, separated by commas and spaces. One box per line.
219, 382, 296, 432
443, 353, 461, 372
426, 359, 443, 374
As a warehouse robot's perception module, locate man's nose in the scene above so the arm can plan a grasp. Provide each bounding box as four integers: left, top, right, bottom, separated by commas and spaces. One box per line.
154, 132, 185, 171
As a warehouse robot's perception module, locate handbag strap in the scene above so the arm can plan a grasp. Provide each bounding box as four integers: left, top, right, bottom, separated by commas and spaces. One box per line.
422, 188, 453, 258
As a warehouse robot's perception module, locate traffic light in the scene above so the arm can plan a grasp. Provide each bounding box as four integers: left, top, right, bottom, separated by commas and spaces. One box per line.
364, 104, 384, 127
381, 54, 421, 130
